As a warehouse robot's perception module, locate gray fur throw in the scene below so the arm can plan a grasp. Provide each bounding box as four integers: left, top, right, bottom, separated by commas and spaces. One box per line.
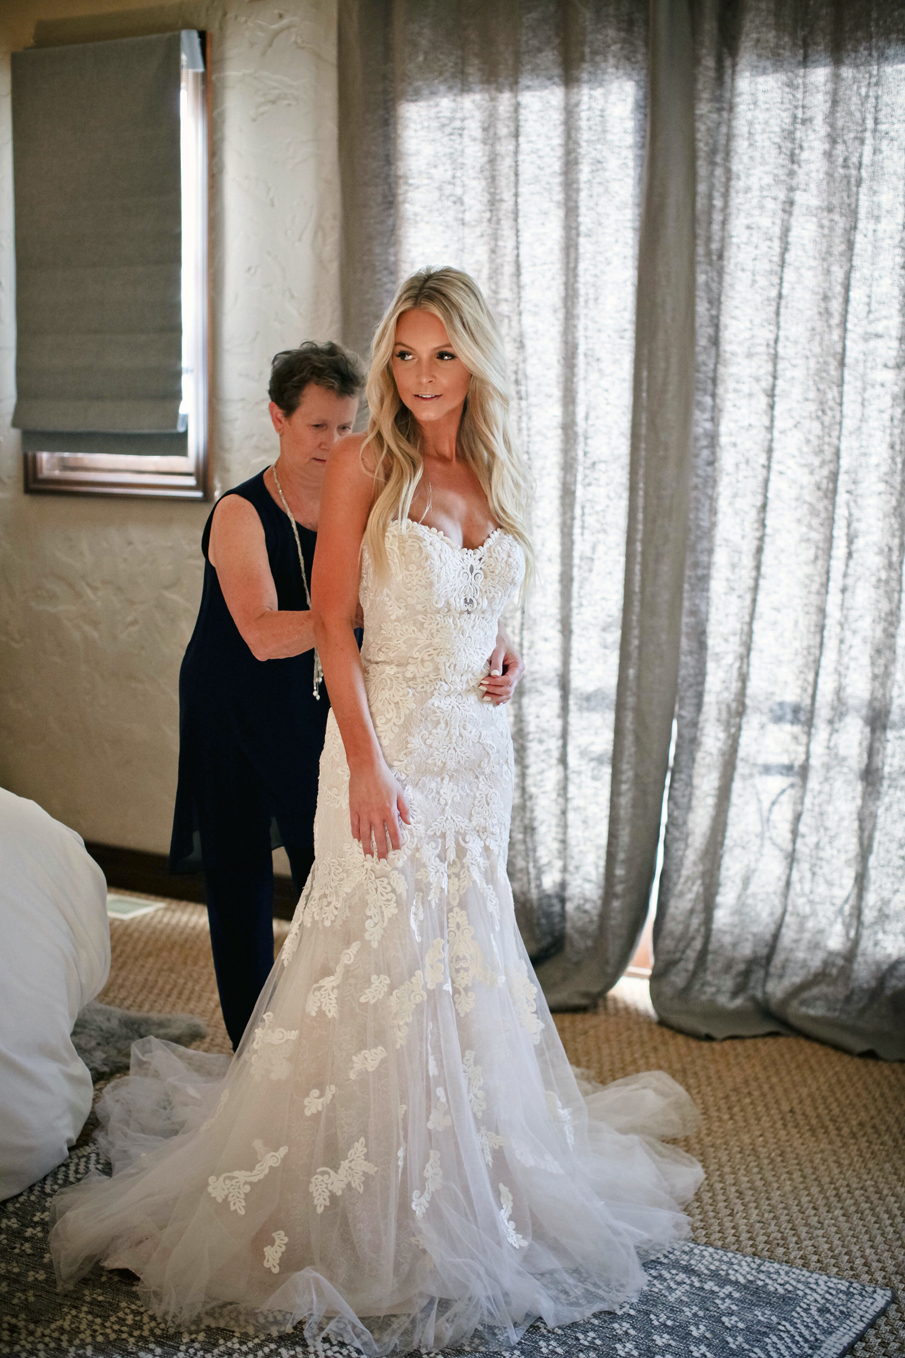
72, 1002, 207, 1079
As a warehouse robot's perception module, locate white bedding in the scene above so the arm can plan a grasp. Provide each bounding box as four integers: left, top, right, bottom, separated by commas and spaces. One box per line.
0, 788, 109, 1200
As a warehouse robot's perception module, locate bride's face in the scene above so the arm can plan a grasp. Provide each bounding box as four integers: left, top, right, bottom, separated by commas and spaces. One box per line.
391, 309, 471, 427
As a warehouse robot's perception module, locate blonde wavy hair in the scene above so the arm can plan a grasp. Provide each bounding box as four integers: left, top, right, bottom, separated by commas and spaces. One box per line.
362, 266, 534, 592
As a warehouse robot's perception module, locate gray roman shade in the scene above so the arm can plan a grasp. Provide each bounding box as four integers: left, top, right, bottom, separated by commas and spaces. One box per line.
11, 32, 189, 438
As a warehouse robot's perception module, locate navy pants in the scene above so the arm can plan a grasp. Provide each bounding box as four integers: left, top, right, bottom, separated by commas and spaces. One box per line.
195, 741, 315, 1050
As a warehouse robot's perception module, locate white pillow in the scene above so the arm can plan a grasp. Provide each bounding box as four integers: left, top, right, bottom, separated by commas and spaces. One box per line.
0, 788, 109, 1200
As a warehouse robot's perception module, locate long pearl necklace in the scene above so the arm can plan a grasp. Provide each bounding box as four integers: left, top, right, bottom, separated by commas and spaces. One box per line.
271, 458, 323, 699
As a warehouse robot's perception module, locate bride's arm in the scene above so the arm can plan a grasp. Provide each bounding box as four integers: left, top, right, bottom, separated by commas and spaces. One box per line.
311, 436, 410, 860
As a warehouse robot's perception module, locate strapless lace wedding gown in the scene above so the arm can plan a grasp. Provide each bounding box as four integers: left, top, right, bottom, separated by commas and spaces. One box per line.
50, 519, 703, 1354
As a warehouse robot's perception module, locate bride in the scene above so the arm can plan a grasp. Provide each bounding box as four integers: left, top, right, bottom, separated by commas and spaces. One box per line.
49, 267, 703, 1355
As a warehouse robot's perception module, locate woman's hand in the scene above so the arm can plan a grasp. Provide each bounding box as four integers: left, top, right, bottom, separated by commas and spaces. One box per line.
479, 628, 525, 706
349, 760, 411, 859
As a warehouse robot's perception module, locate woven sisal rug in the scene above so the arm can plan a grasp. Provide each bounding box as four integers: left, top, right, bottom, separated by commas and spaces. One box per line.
0, 1147, 892, 1358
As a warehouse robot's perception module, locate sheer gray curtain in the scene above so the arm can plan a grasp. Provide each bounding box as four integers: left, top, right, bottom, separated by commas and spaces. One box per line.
339, 0, 905, 1046
651, 0, 905, 1059
339, 0, 656, 1006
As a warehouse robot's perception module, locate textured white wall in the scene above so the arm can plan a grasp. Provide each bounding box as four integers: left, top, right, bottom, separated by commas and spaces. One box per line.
0, 0, 341, 853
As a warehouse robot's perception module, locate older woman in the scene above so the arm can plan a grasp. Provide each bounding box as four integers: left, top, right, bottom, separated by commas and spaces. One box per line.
169, 342, 364, 1048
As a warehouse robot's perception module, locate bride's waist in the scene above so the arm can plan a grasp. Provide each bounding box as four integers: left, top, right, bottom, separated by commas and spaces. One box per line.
362, 656, 488, 695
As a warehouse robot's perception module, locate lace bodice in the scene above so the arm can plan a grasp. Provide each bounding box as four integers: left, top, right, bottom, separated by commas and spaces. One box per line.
356, 519, 524, 788
361, 519, 523, 688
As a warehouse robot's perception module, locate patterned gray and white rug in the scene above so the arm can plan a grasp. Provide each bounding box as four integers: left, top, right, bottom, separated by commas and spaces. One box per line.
0, 1148, 891, 1358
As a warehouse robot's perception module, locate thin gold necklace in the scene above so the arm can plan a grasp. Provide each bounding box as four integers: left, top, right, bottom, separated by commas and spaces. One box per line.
272, 458, 323, 699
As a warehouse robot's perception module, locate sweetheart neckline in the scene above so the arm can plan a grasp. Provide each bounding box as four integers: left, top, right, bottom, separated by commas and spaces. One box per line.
401, 518, 506, 555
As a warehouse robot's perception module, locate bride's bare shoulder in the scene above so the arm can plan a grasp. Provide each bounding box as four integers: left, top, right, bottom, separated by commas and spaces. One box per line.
329, 432, 381, 479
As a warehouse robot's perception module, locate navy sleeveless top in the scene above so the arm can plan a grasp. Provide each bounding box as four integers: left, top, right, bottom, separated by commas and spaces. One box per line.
170, 471, 329, 871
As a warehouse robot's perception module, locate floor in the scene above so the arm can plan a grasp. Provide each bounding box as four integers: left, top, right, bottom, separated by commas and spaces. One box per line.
90, 893, 905, 1357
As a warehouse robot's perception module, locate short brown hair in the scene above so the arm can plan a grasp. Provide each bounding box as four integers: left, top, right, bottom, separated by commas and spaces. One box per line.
268, 340, 365, 415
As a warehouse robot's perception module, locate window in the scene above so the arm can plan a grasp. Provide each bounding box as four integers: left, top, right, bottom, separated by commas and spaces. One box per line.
12, 30, 209, 498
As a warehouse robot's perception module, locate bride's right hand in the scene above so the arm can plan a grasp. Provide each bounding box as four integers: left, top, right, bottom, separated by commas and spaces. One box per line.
349, 760, 411, 859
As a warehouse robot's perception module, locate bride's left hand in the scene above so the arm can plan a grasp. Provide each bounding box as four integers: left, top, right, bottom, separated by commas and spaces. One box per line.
480, 631, 525, 706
